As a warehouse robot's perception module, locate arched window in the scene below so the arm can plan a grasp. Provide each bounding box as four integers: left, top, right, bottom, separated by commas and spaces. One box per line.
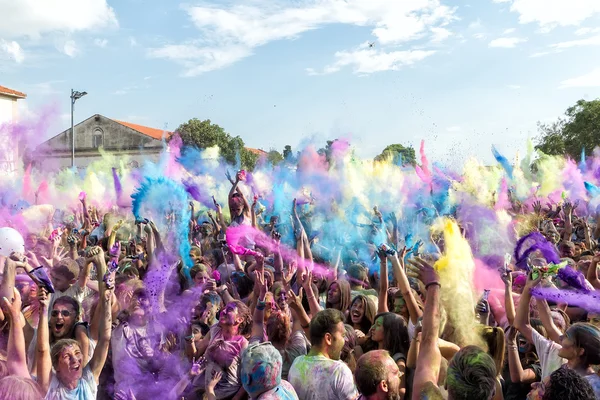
93, 127, 104, 148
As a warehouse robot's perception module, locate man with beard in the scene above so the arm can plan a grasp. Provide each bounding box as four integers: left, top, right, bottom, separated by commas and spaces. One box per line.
355, 350, 402, 400
288, 309, 358, 400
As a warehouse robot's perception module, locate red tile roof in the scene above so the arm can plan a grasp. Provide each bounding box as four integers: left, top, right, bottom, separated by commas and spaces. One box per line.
113, 120, 173, 140
0, 85, 26, 99
246, 147, 267, 156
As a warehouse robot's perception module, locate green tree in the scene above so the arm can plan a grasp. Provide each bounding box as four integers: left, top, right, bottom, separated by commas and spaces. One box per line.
267, 150, 284, 165
175, 118, 257, 170
536, 99, 600, 159
374, 144, 416, 165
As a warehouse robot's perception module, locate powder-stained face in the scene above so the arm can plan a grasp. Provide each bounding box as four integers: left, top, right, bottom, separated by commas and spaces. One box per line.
56, 344, 84, 384
274, 288, 288, 311
393, 296, 407, 316
193, 270, 210, 287
350, 298, 365, 325
328, 283, 341, 305
369, 317, 385, 343
220, 303, 240, 326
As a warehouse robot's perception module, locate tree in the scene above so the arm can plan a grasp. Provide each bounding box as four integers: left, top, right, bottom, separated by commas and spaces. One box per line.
175, 118, 257, 170
536, 99, 600, 159
374, 144, 416, 165
267, 150, 284, 165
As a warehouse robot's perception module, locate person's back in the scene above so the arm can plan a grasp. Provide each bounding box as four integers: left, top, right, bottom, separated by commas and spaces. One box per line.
288, 309, 357, 400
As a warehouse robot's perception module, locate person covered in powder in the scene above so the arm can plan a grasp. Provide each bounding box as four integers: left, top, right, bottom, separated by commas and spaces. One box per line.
34, 268, 113, 399
240, 342, 299, 400
288, 308, 358, 400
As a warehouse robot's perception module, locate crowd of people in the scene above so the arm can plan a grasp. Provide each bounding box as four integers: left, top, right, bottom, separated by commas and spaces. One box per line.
1, 139, 600, 400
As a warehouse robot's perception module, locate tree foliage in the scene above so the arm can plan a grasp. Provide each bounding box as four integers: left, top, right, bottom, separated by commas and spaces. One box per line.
536, 99, 600, 159
175, 118, 257, 170
374, 144, 416, 165
267, 150, 284, 165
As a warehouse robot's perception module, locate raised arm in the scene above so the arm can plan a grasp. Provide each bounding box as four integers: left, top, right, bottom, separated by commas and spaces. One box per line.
2, 288, 29, 378
505, 327, 538, 384
501, 269, 516, 327
536, 297, 562, 344
250, 266, 267, 341
408, 257, 442, 398
35, 287, 52, 394
513, 272, 540, 344
88, 284, 113, 383
390, 249, 422, 324
588, 257, 600, 290
377, 250, 389, 314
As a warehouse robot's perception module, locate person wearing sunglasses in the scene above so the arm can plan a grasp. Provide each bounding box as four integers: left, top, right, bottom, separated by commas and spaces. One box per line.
27, 295, 93, 377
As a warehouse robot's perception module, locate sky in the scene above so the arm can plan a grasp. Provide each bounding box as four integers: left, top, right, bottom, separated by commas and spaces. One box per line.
1, 0, 600, 168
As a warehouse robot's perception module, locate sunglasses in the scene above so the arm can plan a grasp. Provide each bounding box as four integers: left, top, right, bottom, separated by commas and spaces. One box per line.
51, 310, 73, 318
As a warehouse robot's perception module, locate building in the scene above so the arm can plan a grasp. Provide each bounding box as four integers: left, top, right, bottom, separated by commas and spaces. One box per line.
0, 84, 26, 125
0, 84, 27, 175
35, 114, 269, 171
35, 114, 172, 170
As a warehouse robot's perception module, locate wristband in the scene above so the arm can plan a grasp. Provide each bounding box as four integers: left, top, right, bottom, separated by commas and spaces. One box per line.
256, 299, 266, 311
301, 322, 310, 329
425, 282, 441, 290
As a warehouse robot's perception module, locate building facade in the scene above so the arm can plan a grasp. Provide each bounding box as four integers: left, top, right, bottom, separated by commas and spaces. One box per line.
0, 85, 27, 175
34, 114, 171, 171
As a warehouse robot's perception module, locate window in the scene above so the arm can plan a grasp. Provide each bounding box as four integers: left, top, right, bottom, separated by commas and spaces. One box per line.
93, 127, 104, 148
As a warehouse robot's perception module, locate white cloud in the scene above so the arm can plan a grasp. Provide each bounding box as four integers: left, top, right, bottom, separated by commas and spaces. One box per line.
488, 37, 527, 48
549, 34, 600, 49
468, 19, 483, 29
503, 28, 516, 34
0, 0, 117, 39
473, 32, 486, 39
60, 40, 79, 57
497, 0, 600, 30
129, 36, 138, 47
0, 39, 24, 63
431, 27, 452, 42
560, 68, 600, 88
310, 48, 436, 75
446, 126, 461, 132
94, 38, 108, 48
149, 0, 456, 76
575, 27, 600, 36
507, 84, 521, 89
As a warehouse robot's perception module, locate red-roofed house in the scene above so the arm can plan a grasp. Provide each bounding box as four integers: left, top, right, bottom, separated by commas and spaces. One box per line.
0, 84, 27, 174
35, 114, 172, 170
34, 114, 268, 171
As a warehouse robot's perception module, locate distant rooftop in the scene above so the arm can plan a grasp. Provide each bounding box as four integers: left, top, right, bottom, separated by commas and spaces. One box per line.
0, 85, 26, 99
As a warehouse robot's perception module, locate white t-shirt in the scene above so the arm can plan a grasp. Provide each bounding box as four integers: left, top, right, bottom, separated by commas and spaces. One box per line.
44, 365, 97, 400
531, 329, 566, 379
288, 355, 358, 400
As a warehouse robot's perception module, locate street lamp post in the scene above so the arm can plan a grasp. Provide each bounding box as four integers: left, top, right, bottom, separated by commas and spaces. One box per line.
70, 89, 87, 168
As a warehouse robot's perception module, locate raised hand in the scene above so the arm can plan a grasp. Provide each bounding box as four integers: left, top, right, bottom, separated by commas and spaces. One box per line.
406, 257, 440, 287
286, 287, 303, 310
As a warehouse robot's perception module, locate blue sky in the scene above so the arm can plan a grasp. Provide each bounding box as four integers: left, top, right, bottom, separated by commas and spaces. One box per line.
1, 0, 600, 167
